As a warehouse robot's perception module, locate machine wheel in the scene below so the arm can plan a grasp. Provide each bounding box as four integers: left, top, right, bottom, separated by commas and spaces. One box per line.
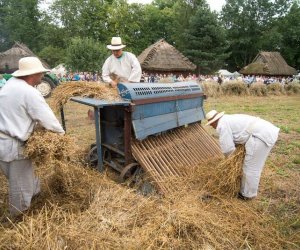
119, 163, 140, 183
36, 77, 55, 98
87, 145, 98, 167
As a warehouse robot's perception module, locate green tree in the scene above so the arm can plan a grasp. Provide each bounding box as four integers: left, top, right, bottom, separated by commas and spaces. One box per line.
278, 2, 300, 69
221, 0, 293, 71
0, 0, 11, 51
65, 37, 108, 72
38, 45, 66, 68
50, 0, 110, 41
0, 0, 43, 52
183, 4, 229, 74
135, 3, 174, 54
171, 0, 206, 50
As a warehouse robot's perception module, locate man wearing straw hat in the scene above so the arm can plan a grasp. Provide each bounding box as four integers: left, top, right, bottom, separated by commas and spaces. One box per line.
206, 110, 280, 200
0, 57, 65, 217
102, 37, 142, 87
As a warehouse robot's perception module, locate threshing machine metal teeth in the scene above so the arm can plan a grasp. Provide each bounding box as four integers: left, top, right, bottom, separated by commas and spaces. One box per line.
132, 123, 223, 194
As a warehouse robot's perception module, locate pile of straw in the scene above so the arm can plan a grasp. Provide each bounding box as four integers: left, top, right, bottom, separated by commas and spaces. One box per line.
50, 81, 122, 112
0, 163, 283, 249
0, 132, 288, 249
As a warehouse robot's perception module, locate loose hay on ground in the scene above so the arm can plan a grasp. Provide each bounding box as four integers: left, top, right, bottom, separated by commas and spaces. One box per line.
0, 131, 290, 249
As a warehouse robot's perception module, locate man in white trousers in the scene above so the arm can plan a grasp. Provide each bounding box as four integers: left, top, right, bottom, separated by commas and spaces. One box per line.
0, 57, 65, 217
206, 110, 280, 200
102, 37, 142, 87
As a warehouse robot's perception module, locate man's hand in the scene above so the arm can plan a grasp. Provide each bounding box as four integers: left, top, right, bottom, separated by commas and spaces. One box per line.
110, 80, 118, 88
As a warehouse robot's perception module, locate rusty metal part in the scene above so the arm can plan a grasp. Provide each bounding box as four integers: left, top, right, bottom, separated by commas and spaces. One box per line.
132, 123, 222, 194
119, 163, 140, 183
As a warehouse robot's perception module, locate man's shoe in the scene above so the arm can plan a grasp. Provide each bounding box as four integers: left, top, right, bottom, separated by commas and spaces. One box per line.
238, 193, 252, 201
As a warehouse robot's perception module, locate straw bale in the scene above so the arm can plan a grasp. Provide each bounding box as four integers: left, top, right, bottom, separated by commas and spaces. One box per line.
50, 81, 122, 112
221, 81, 249, 96
249, 83, 268, 96
284, 82, 300, 94
202, 81, 223, 97
267, 82, 286, 95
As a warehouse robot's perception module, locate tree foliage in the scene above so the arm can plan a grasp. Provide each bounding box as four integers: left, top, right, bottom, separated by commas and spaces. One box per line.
0, 0, 43, 52
183, 3, 229, 74
65, 37, 108, 72
0, 0, 298, 73
38, 45, 66, 68
221, 0, 294, 71
277, 2, 300, 68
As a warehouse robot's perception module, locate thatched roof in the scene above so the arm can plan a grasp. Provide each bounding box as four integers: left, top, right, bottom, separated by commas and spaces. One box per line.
138, 39, 196, 72
240, 51, 297, 76
0, 42, 49, 73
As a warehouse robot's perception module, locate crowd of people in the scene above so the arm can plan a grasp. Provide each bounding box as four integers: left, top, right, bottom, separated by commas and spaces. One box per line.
56, 72, 298, 86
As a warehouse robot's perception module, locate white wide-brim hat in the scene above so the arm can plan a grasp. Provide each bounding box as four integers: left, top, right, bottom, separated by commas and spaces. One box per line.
12, 57, 50, 77
107, 37, 126, 50
205, 110, 225, 126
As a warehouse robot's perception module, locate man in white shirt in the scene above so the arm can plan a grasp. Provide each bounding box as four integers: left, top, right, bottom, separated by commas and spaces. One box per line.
206, 110, 280, 200
102, 37, 142, 87
0, 57, 65, 216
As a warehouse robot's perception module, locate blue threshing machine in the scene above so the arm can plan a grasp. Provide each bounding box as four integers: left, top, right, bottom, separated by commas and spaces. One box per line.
64, 82, 207, 182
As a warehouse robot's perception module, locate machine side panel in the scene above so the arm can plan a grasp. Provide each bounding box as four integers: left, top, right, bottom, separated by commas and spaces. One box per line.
133, 107, 205, 140
132, 98, 203, 120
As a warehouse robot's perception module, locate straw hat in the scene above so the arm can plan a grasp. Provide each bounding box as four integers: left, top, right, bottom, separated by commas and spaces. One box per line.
205, 110, 225, 126
12, 57, 50, 77
107, 37, 126, 50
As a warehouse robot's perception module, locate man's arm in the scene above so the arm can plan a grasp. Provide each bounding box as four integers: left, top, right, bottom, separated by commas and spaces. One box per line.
102, 57, 113, 84
128, 54, 142, 83
217, 124, 235, 157
26, 91, 64, 134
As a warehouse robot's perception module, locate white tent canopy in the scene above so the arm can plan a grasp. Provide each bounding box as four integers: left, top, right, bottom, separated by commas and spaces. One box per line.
217, 69, 233, 77
51, 64, 66, 76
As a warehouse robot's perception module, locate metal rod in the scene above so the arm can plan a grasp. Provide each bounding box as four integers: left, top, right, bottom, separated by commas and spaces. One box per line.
94, 107, 103, 172
124, 107, 133, 165
60, 105, 66, 132
102, 143, 125, 157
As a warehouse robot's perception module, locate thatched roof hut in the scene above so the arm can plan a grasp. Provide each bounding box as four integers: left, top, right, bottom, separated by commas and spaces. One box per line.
138, 39, 196, 75
240, 51, 297, 76
0, 42, 49, 73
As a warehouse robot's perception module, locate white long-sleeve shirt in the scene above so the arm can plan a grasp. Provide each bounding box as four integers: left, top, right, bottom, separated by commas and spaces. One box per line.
102, 52, 142, 83
216, 114, 280, 154
0, 77, 64, 142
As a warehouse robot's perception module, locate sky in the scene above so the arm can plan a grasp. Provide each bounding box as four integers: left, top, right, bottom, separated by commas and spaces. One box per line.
128, 0, 226, 12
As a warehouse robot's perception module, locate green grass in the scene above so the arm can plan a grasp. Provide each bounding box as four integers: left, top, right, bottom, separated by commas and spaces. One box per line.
279, 125, 290, 133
